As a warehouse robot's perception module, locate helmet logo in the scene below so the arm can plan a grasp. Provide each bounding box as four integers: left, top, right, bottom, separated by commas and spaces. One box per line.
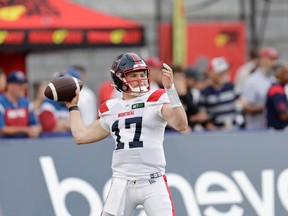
111, 60, 120, 71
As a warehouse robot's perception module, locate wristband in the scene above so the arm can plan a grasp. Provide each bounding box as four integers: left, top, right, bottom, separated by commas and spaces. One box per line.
165, 84, 182, 108
69, 106, 79, 112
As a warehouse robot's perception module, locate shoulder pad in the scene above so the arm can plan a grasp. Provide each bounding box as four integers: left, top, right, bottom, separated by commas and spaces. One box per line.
146, 89, 165, 102
98, 98, 120, 116
99, 102, 109, 115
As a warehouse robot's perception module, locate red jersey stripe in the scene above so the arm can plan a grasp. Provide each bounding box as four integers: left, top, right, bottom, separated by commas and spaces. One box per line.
163, 175, 176, 216
99, 102, 109, 114
147, 89, 165, 102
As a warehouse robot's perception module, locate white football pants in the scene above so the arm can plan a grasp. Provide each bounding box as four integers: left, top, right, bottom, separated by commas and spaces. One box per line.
101, 175, 175, 216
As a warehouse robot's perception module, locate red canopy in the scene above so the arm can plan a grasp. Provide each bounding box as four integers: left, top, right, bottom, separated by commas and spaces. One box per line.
0, 0, 145, 51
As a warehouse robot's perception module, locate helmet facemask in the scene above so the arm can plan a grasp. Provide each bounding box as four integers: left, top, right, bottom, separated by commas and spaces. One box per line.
118, 69, 150, 96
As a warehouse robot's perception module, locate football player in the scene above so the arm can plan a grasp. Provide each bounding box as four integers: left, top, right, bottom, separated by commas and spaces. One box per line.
66, 53, 188, 215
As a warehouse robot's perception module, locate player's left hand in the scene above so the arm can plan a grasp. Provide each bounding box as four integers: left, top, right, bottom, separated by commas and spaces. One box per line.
162, 63, 173, 89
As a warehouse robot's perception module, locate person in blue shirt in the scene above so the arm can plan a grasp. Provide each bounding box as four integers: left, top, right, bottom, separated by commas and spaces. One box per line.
0, 71, 41, 138
266, 64, 288, 129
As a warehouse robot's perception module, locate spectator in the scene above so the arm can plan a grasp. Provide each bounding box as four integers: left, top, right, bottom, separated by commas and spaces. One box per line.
199, 57, 243, 130
285, 59, 288, 99
235, 48, 259, 93
38, 73, 71, 133
0, 68, 6, 94
0, 71, 41, 138
184, 66, 209, 130
145, 56, 164, 90
39, 99, 71, 132
97, 80, 117, 106
70, 66, 97, 125
286, 82, 288, 100
266, 63, 288, 130
240, 47, 278, 129
172, 65, 187, 98
185, 66, 207, 95
32, 81, 48, 115
163, 65, 193, 133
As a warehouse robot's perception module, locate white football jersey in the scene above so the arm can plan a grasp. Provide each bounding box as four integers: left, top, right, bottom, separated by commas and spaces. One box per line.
99, 89, 170, 180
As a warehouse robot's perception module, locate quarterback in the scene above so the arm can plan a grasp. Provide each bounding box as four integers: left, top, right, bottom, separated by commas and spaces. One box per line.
66, 53, 188, 216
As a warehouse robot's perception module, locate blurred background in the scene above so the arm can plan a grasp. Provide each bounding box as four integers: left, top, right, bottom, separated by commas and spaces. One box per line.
1, 0, 288, 98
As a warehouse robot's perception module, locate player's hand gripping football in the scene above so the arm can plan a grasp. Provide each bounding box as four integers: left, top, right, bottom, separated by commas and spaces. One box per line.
65, 89, 80, 109
162, 63, 173, 89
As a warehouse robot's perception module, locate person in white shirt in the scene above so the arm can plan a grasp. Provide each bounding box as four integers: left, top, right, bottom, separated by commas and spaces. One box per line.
66, 53, 187, 216
240, 47, 278, 129
145, 56, 164, 91
234, 48, 259, 94
69, 66, 97, 125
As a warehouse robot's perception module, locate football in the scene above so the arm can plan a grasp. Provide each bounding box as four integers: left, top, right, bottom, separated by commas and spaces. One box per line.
44, 76, 83, 102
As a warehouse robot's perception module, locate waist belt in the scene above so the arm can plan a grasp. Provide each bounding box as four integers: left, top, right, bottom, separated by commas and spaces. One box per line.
150, 172, 162, 179
129, 172, 163, 185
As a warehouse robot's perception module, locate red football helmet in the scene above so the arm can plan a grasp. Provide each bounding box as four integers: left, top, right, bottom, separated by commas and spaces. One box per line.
110, 53, 150, 96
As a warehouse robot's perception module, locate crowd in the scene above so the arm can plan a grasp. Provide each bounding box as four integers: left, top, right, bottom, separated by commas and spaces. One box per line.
0, 47, 288, 138
0, 66, 97, 138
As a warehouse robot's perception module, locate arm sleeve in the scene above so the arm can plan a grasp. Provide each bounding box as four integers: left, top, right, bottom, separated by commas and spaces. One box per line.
153, 92, 169, 119
99, 116, 110, 132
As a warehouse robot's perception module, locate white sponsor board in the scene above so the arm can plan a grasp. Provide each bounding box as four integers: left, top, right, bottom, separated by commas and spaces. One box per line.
0, 131, 287, 215
40, 156, 288, 216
